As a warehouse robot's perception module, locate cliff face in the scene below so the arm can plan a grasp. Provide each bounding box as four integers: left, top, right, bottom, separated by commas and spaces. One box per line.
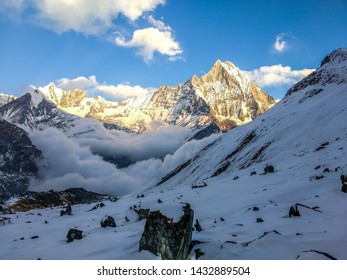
0, 119, 42, 200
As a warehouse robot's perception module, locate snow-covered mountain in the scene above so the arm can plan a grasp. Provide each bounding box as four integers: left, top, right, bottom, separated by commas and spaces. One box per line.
0, 48, 346, 260
38, 60, 275, 132
0, 90, 78, 132
0, 93, 16, 107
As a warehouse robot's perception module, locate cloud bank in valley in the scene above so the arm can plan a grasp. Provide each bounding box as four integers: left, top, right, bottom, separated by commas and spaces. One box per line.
29, 119, 218, 197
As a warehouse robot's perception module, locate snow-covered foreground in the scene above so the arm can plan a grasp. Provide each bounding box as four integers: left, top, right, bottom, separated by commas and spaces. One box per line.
0, 159, 346, 260
0, 49, 346, 260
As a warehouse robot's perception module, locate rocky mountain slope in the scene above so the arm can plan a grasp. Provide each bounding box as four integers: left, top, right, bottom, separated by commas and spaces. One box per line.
0, 49, 345, 260
0, 118, 42, 201
38, 60, 275, 132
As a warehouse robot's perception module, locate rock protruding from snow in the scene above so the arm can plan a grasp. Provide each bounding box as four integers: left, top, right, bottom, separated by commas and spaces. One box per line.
139, 207, 194, 260
341, 174, 347, 193
101, 216, 116, 228
66, 229, 83, 243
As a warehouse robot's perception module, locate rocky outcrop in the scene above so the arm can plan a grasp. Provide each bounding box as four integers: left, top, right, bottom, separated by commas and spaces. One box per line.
0, 119, 41, 201
139, 206, 194, 260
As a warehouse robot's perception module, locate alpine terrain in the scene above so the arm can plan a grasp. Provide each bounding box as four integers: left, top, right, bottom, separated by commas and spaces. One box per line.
37, 60, 275, 132
0, 48, 346, 260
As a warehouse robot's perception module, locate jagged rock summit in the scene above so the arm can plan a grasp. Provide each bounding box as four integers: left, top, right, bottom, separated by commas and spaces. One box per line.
37, 60, 275, 132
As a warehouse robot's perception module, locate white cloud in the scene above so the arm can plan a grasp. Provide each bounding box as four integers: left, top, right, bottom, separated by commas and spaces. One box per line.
273, 34, 287, 52
57, 75, 98, 91
115, 15, 182, 62
96, 84, 151, 100
55, 75, 152, 100
247, 65, 315, 87
115, 27, 182, 62
1, 0, 166, 35
1, 1, 184, 62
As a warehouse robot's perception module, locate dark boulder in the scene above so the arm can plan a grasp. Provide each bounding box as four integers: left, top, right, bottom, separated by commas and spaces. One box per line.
289, 205, 301, 217
341, 174, 347, 193
101, 216, 116, 228
89, 202, 105, 211
66, 229, 83, 242
60, 204, 72, 216
264, 164, 275, 174
139, 206, 194, 260
194, 219, 202, 232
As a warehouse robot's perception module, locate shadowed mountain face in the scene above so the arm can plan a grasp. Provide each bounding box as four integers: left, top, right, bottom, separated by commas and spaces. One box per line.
0, 119, 42, 201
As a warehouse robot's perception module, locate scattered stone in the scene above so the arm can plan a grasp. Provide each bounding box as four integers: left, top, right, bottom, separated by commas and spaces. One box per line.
60, 204, 72, 216
264, 164, 275, 174
233, 176, 239, 180
289, 205, 301, 217
89, 202, 105, 211
125, 216, 129, 223
315, 165, 321, 170
194, 248, 204, 260
253, 207, 260, 211
191, 182, 208, 189
220, 217, 225, 221
256, 218, 264, 223
341, 174, 347, 193
157, 199, 163, 203
189, 240, 205, 253
20, 237, 24, 240
139, 206, 194, 260
315, 142, 329, 151
323, 168, 330, 173
44, 220, 48, 224
31, 235, 39, 239
315, 175, 325, 180
101, 216, 116, 228
66, 229, 83, 242
194, 219, 202, 232
296, 250, 337, 260
250, 171, 257, 176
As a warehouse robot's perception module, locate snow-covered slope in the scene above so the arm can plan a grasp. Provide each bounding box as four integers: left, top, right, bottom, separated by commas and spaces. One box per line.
0, 49, 346, 260
38, 60, 275, 133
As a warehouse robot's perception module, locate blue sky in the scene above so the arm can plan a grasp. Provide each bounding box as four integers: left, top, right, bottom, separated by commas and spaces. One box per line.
0, 0, 346, 100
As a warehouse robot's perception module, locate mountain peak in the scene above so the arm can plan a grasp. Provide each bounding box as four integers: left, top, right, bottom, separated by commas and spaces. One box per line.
286, 48, 347, 98
320, 48, 347, 67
